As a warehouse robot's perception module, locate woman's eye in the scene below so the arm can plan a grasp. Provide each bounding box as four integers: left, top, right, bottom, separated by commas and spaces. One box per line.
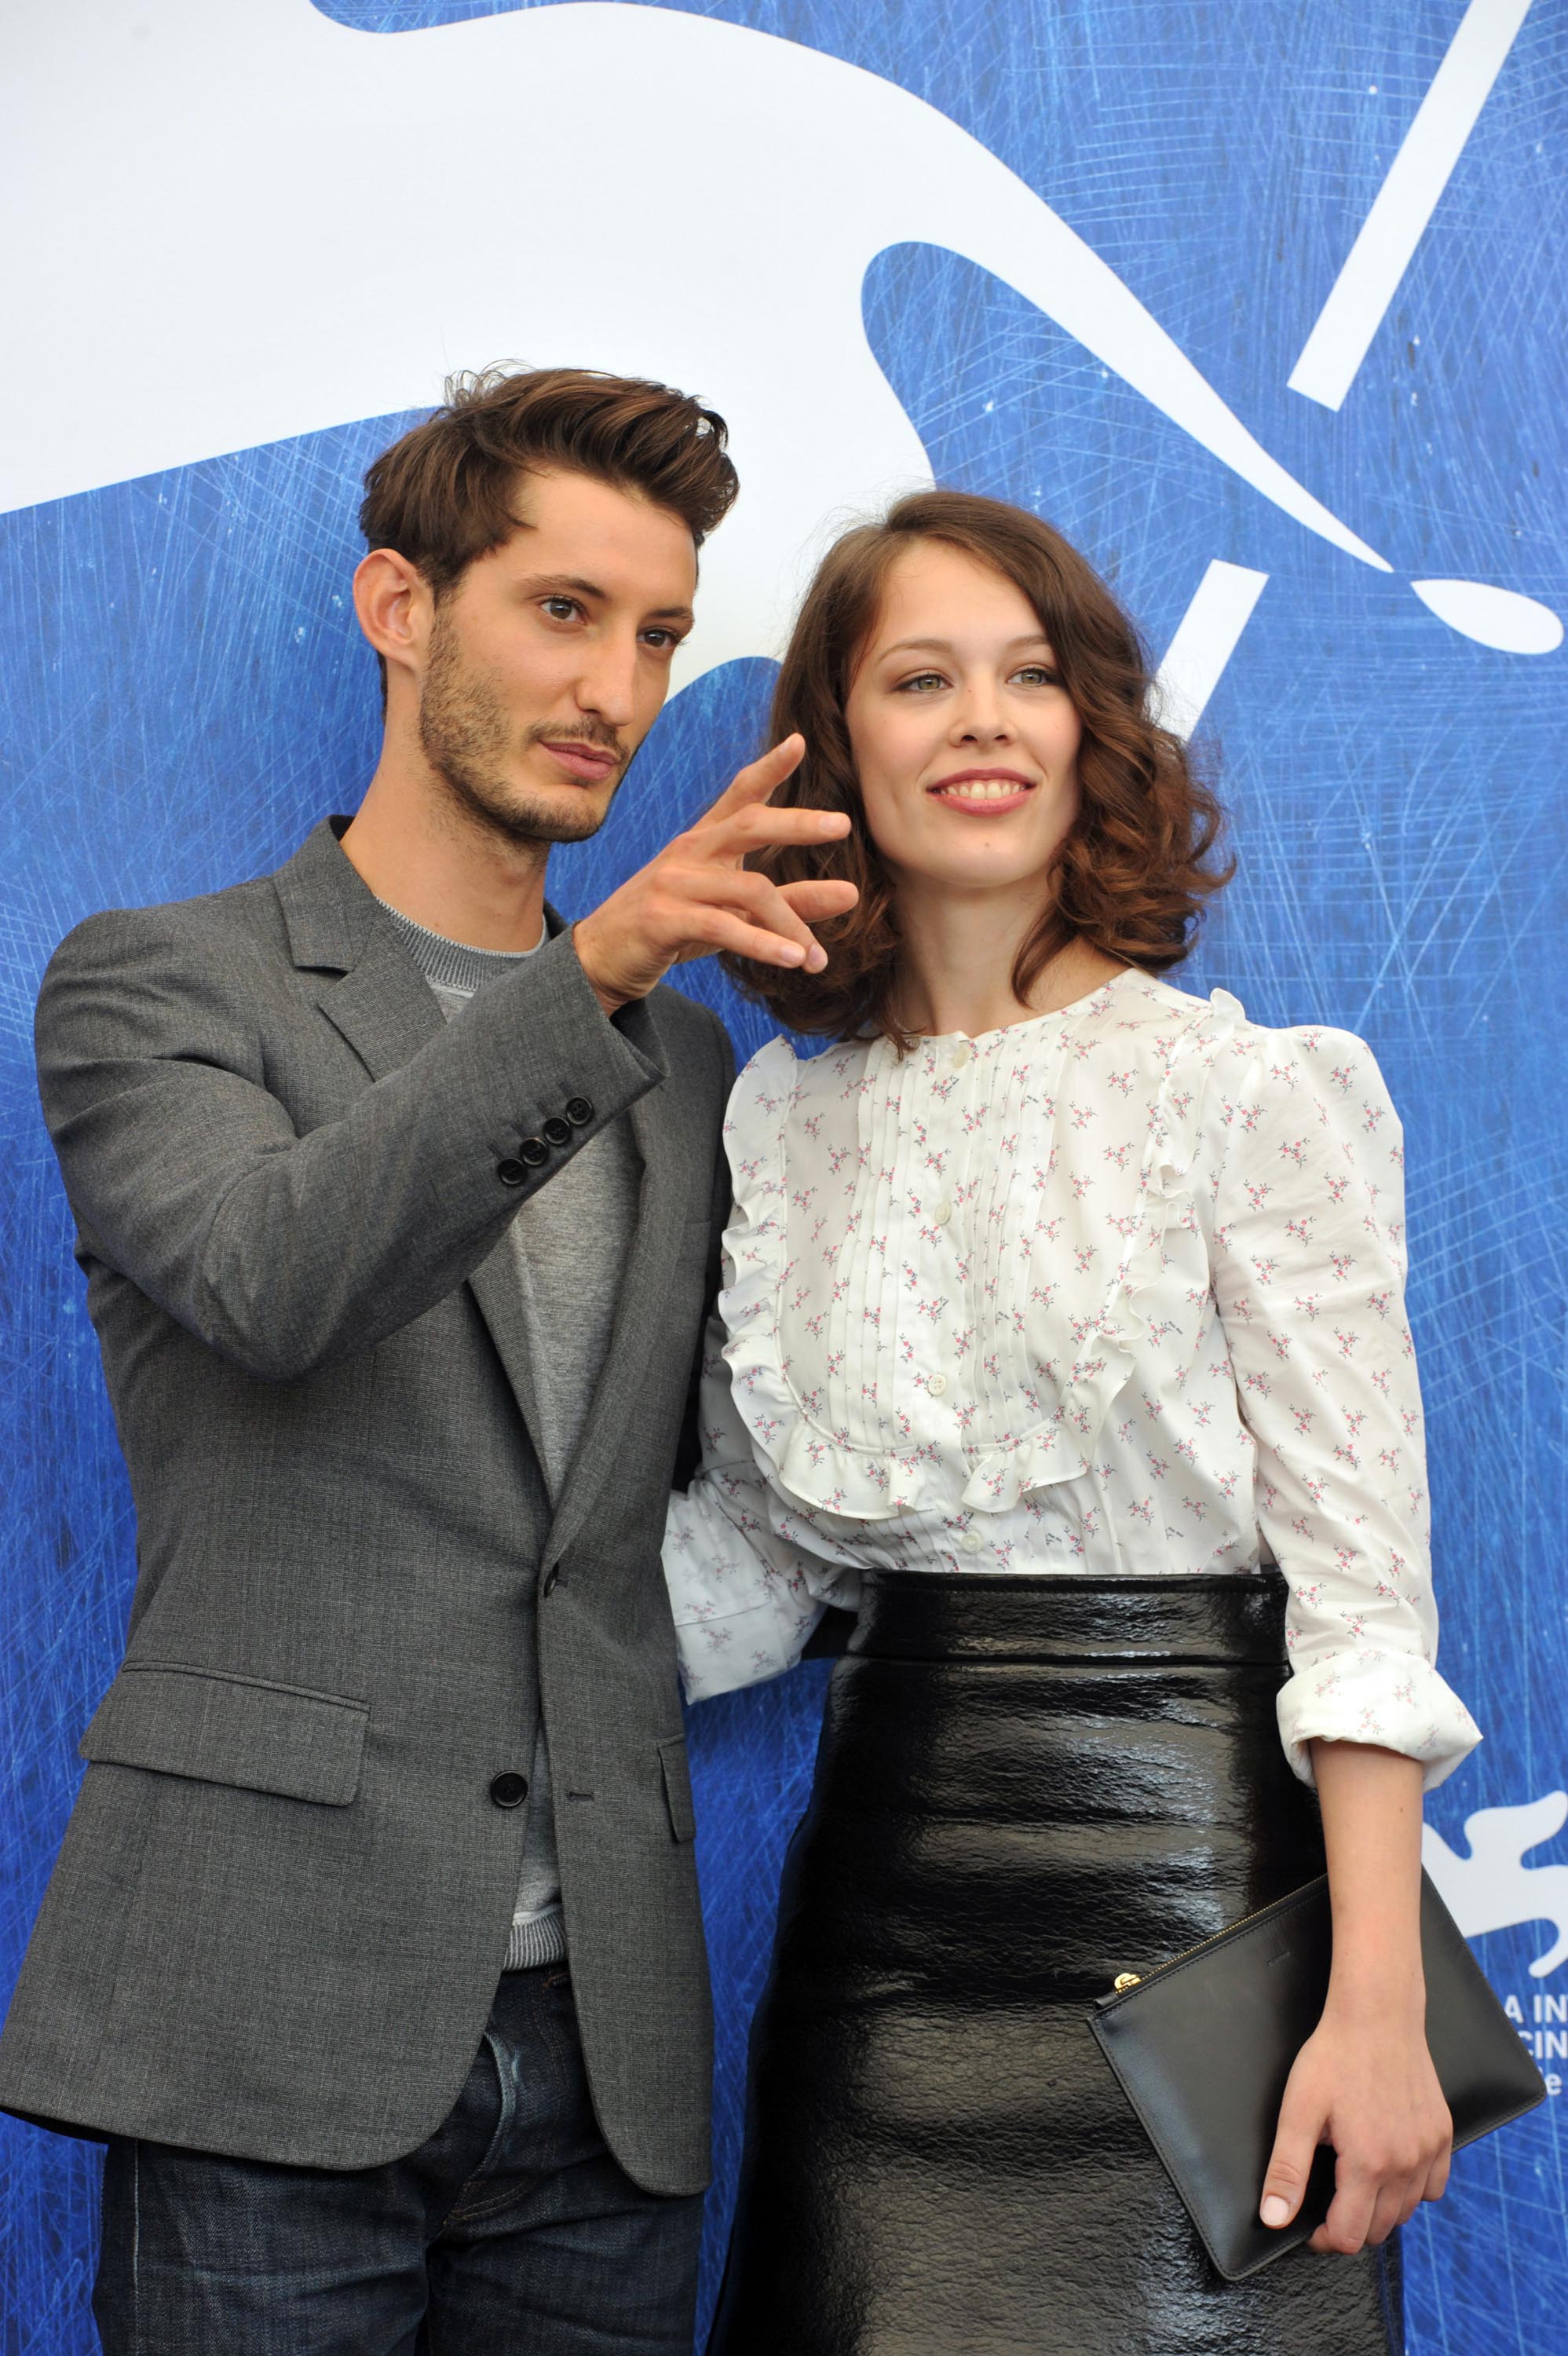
1013, 664, 1062, 687
897, 671, 947, 693
641, 628, 680, 652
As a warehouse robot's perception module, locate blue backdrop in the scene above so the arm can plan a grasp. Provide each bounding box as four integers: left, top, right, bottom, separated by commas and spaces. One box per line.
2, 3, 1564, 2349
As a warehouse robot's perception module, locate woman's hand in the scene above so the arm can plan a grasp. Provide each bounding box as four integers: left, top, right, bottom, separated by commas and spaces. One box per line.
1260, 1991, 1452, 2252
1260, 1737, 1451, 2254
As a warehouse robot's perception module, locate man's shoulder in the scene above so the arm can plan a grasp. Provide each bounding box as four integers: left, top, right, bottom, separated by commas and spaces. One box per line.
41, 823, 349, 997
35, 835, 339, 1057
52, 869, 282, 960
40, 872, 283, 1008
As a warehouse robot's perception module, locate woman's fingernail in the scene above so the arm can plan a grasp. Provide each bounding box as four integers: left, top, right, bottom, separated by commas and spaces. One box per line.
807, 946, 827, 972
1261, 2196, 1292, 2228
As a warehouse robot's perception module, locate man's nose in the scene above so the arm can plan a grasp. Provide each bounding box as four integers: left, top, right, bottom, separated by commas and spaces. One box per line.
575, 635, 639, 727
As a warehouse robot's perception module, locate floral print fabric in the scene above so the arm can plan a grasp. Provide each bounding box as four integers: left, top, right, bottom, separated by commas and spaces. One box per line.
663, 969, 1478, 1787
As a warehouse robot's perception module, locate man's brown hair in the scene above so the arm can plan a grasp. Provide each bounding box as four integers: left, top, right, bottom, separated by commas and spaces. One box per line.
359, 362, 740, 589
724, 490, 1231, 1048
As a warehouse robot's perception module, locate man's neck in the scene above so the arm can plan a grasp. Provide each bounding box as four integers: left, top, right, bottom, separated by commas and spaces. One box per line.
340, 743, 549, 954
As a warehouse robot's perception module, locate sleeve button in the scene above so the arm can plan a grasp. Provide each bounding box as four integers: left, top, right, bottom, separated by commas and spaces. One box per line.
519, 1137, 549, 1168
542, 1115, 572, 1149
497, 1158, 528, 1187
565, 1096, 594, 1128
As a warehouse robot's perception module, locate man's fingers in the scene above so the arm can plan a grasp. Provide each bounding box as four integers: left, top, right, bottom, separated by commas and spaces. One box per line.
704, 733, 807, 818
717, 869, 832, 969
680, 905, 823, 971
777, 879, 861, 923
704, 800, 852, 860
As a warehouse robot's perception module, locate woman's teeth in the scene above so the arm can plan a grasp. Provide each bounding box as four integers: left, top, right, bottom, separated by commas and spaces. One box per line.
935, 778, 1030, 802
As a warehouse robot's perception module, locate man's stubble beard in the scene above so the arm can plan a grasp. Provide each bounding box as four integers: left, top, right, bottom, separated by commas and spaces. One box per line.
416, 605, 623, 852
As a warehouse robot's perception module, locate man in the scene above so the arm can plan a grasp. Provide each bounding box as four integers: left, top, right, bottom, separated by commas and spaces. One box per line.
1, 365, 854, 2353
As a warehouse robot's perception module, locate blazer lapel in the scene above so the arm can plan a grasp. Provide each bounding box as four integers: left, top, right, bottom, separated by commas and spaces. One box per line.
543, 997, 687, 1566
273, 818, 554, 1470
467, 1244, 552, 1498
311, 937, 447, 1081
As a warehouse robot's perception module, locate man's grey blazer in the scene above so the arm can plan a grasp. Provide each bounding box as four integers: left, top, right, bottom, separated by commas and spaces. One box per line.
0, 819, 733, 2194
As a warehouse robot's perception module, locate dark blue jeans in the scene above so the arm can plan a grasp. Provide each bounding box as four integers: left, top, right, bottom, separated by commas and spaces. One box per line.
92, 1963, 704, 2355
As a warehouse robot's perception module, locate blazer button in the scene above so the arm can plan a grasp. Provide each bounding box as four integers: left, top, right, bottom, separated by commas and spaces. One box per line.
489, 1772, 530, 1809
496, 1158, 528, 1187
518, 1137, 549, 1168
542, 1115, 572, 1149
542, 1564, 560, 1597
565, 1096, 594, 1128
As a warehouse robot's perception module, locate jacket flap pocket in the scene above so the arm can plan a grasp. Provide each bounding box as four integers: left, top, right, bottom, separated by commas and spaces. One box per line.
658, 1734, 697, 1843
79, 1664, 368, 1806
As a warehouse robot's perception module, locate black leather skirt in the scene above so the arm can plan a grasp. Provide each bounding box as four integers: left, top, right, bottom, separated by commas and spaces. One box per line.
709, 1569, 1402, 2356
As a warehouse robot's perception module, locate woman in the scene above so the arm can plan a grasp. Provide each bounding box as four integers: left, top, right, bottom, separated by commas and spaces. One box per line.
664, 492, 1478, 2354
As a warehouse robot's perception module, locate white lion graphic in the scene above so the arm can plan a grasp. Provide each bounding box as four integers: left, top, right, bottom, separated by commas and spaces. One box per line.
1424, 1793, 1568, 1980
5, 0, 1556, 712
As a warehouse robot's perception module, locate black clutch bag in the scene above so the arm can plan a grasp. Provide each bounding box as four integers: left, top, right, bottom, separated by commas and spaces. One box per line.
1088, 1868, 1547, 2281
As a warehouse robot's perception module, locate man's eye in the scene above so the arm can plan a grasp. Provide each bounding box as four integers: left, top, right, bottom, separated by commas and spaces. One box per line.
541, 596, 581, 622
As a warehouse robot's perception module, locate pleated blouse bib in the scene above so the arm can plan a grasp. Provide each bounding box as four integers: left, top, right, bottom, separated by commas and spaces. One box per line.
663, 968, 1479, 1787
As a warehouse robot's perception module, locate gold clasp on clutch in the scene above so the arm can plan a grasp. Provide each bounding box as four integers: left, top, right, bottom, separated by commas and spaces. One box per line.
1113, 1972, 1142, 1992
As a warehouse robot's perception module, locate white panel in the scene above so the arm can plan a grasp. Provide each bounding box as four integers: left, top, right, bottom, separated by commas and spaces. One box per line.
1151, 562, 1270, 741
1288, 0, 1535, 411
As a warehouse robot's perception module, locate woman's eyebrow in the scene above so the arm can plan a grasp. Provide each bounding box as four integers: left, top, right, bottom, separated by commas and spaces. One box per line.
877, 633, 1055, 657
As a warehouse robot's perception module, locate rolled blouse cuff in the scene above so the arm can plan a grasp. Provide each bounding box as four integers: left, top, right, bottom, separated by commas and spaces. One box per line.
1276, 1648, 1482, 1792
671, 1598, 820, 1703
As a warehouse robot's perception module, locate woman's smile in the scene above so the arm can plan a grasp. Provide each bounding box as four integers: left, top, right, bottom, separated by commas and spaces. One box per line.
843, 540, 1083, 898
927, 764, 1037, 813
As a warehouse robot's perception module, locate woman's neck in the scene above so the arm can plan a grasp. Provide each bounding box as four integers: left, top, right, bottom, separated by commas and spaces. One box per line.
889, 873, 1125, 1039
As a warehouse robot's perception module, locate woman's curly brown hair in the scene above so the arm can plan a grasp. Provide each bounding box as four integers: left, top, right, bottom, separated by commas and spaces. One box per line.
723, 490, 1231, 1048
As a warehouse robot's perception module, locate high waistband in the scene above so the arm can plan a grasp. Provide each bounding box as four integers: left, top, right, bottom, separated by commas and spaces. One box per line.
845, 1568, 1289, 1666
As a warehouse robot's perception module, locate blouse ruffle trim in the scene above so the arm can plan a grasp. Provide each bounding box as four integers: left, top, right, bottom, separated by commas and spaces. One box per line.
717, 994, 1245, 1524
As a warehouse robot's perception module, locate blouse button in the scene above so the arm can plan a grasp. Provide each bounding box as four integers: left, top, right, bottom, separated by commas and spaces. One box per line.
959, 1529, 985, 1555
948, 1043, 972, 1072
934, 1201, 952, 1227
927, 1373, 948, 1398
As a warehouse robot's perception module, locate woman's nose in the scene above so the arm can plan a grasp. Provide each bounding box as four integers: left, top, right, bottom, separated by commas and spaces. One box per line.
952, 696, 1011, 744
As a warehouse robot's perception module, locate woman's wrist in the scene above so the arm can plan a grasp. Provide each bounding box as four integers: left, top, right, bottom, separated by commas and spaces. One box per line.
1321, 1955, 1426, 2028
1321, 1898, 1426, 2024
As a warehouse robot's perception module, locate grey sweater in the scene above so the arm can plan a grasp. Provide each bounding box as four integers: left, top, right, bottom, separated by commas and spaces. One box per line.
382, 903, 643, 1972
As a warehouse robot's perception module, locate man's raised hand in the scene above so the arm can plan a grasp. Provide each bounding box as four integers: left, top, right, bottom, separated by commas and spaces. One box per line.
572, 736, 860, 1013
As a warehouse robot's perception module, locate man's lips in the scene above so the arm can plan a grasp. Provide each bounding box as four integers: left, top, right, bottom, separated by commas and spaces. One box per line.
927, 766, 1037, 813
538, 739, 622, 785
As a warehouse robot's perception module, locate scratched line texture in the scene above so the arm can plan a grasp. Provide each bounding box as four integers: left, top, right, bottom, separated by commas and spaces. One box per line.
2, 3, 1565, 2351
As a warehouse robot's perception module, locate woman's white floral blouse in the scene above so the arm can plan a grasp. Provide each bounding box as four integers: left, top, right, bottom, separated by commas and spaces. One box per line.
663, 968, 1479, 1788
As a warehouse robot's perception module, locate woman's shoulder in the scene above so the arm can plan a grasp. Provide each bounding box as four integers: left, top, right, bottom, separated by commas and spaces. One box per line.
1089, 968, 1249, 1072
722, 1032, 875, 1170
1124, 973, 1391, 1089
725, 1032, 871, 1118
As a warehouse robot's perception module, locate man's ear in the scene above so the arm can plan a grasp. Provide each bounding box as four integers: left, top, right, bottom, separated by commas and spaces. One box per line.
353, 548, 432, 684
